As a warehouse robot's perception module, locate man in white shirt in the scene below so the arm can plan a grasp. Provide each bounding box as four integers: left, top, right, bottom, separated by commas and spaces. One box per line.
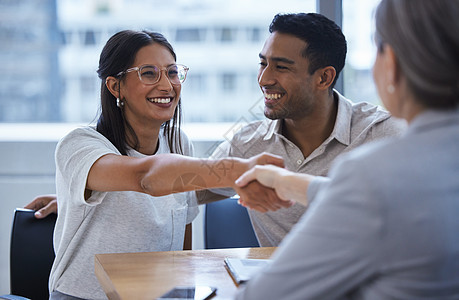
196, 12, 405, 246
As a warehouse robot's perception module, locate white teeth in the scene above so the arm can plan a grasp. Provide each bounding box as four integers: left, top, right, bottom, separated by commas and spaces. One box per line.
264, 93, 282, 100
148, 98, 171, 104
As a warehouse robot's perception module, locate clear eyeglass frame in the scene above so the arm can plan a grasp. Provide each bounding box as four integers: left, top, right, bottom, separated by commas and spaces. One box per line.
116, 64, 189, 85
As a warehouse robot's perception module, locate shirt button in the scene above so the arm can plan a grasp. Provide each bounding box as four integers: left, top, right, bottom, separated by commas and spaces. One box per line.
297, 159, 302, 165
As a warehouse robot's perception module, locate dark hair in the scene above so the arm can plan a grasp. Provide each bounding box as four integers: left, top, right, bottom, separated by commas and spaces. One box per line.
375, 0, 459, 109
269, 13, 347, 89
96, 30, 183, 155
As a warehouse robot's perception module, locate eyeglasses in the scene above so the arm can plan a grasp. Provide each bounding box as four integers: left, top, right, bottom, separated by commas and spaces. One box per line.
117, 64, 189, 85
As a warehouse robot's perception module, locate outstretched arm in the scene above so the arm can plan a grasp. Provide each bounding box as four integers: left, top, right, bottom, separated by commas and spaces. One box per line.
24, 154, 286, 217
85, 152, 285, 198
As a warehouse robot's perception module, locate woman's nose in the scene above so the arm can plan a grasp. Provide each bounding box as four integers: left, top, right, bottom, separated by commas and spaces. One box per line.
157, 70, 174, 91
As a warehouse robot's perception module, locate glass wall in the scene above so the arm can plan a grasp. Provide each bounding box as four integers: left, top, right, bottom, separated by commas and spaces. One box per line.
1, 0, 387, 125
0, 0, 60, 122
342, 0, 381, 104
0, 0, 315, 124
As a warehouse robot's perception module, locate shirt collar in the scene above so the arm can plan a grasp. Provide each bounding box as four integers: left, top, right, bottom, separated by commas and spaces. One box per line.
329, 90, 353, 146
263, 119, 282, 140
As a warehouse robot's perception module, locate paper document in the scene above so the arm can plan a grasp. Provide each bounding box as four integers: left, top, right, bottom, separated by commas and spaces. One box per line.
224, 258, 271, 284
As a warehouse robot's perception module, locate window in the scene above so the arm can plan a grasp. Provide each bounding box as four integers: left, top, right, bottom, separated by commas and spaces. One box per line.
80, 75, 97, 95
60, 30, 72, 45
80, 29, 98, 46
216, 27, 236, 42
184, 73, 206, 93
0, 0, 60, 122
246, 27, 262, 42
0, 0, 315, 124
342, 0, 382, 105
221, 73, 236, 92
175, 28, 206, 42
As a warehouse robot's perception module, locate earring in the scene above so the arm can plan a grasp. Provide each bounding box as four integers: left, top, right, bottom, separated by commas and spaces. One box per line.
116, 98, 124, 108
387, 84, 395, 94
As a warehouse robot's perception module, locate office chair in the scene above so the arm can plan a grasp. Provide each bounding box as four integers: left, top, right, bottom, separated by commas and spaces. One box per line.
204, 197, 259, 249
0, 209, 57, 300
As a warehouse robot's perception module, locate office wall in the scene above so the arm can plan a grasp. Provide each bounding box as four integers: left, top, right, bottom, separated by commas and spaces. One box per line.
0, 141, 56, 294
0, 136, 221, 294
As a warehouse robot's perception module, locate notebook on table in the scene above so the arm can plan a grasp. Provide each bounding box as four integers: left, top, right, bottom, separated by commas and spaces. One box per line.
224, 258, 271, 284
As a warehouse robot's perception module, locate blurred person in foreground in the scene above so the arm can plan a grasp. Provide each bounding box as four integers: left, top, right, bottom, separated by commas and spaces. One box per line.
235, 0, 459, 298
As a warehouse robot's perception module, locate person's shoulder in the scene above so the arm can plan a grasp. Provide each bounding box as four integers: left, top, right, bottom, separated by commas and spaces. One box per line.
331, 137, 396, 183
218, 119, 274, 158
158, 127, 194, 155
349, 99, 389, 121
178, 128, 193, 154
59, 126, 98, 143
232, 119, 274, 141
345, 98, 407, 136
58, 125, 116, 152
177, 127, 191, 143
344, 123, 417, 171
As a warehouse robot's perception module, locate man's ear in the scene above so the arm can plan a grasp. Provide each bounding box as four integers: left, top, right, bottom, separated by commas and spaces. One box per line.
316, 66, 336, 91
105, 76, 120, 98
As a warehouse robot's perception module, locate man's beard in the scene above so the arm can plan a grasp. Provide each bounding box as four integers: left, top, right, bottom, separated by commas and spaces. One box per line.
264, 102, 291, 120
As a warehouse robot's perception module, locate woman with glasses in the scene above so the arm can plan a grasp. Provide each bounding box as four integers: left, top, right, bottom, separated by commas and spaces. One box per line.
235, 0, 459, 298
48, 30, 283, 300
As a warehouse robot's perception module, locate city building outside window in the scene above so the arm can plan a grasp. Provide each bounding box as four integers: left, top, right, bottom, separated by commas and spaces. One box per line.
342, 0, 382, 105
0, 0, 386, 125
0, 0, 316, 124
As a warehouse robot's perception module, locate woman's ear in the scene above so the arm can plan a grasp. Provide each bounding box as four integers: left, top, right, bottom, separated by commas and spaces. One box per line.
316, 66, 337, 91
105, 76, 120, 98
384, 45, 399, 86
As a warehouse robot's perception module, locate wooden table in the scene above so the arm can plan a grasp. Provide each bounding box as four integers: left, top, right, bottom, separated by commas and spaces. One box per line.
95, 247, 276, 300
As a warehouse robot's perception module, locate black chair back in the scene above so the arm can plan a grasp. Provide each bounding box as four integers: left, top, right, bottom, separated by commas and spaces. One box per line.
9, 209, 56, 300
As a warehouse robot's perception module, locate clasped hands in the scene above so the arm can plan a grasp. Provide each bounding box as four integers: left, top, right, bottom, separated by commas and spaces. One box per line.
234, 153, 312, 212
231, 153, 291, 212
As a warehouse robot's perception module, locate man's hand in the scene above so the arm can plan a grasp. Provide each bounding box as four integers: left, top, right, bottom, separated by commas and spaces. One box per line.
235, 181, 293, 213
24, 194, 58, 219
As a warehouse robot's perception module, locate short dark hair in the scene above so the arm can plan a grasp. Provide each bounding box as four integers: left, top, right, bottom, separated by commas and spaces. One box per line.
96, 30, 182, 155
269, 13, 347, 89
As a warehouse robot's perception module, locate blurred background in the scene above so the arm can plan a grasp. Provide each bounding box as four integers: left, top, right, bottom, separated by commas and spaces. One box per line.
0, 0, 381, 294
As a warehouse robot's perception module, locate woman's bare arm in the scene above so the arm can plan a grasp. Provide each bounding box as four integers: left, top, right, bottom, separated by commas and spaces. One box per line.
86, 152, 285, 197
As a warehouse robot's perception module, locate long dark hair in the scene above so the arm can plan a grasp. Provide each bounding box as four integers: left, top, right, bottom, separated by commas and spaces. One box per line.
96, 30, 183, 155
